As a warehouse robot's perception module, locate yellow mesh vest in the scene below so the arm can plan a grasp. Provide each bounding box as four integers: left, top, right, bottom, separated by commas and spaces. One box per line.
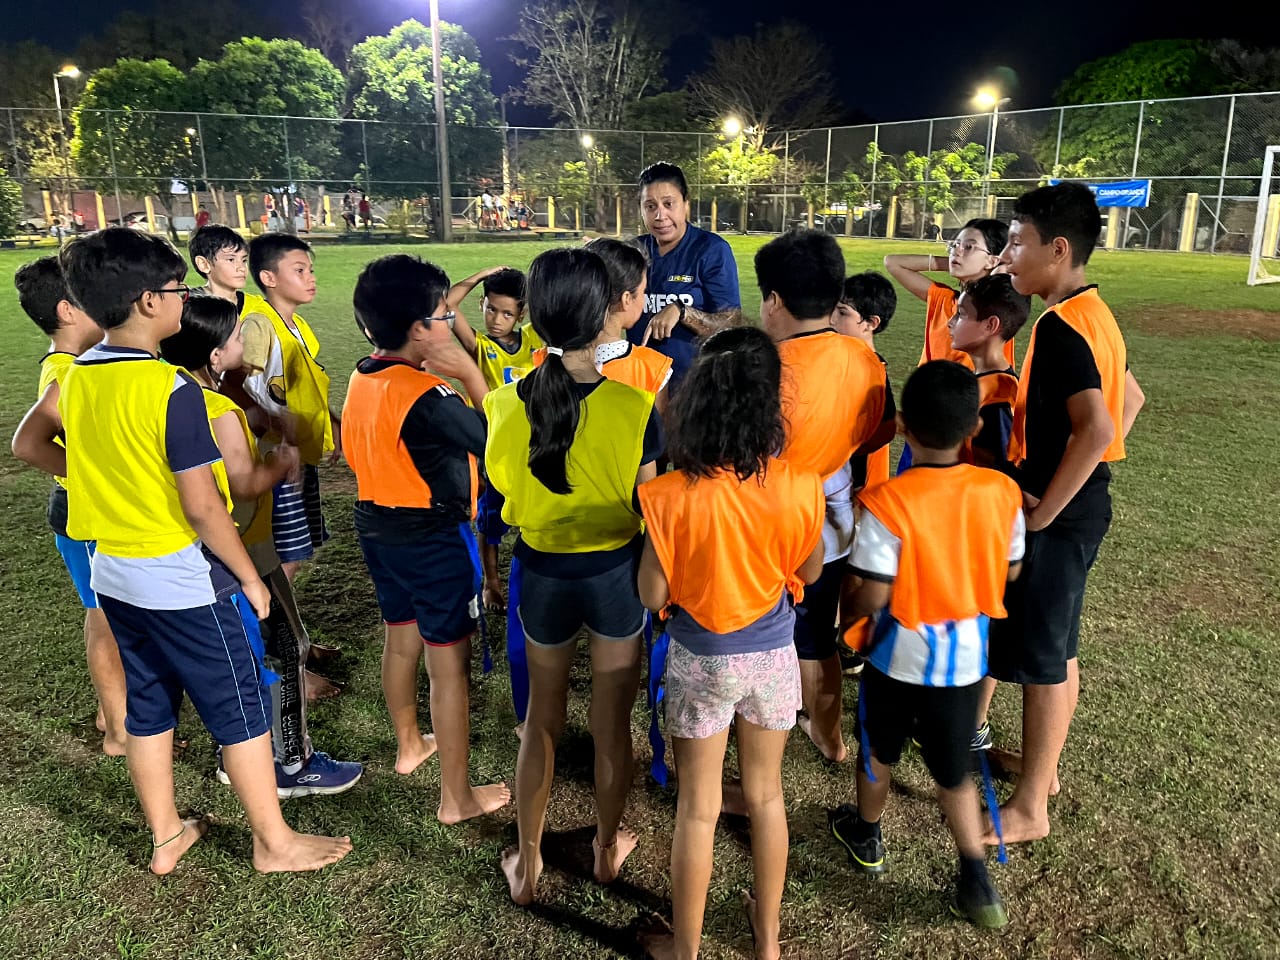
240, 292, 333, 464
59, 358, 231, 557
39, 351, 75, 488
483, 378, 652, 553
203, 388, 274, 549
475, 324, 546, 391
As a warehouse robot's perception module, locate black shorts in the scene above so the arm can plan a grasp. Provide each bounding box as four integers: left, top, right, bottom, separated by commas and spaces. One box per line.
358, 530, 477, 646
793, 558, 844, 661
856, 666, 979, 790
517, 557, 645, 648
987, 529, 1104, 686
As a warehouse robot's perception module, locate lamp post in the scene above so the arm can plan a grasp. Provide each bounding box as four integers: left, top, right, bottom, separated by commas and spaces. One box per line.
430, 0, 452, 242
722, 116, 747, 233
974, 87, 1011, 196
53, 65, 80, 215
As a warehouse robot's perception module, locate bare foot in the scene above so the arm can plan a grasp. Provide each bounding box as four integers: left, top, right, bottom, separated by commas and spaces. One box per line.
254, 831, 353, 873
984, 803, 1050, 846
797, 714, 848, 763
95, 707, 107, 733
514, 721, 525, 741
305, 669, 342, 702
102, 735, 127, 757
722, 778, 749, 818
150, 817, 209, 876
502, 846, 542, 906
307, 641, 341, 664
483, 580, 505, 613
637, 916, 676, 960
438, 782, 512, 824
593, 826, 638, 884
395, 733, 438, 775
989, 746, 1060, 795
742, 889, 781, 960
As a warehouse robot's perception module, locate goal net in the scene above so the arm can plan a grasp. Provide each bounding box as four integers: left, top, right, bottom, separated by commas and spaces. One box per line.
1247, 145, 1280, 285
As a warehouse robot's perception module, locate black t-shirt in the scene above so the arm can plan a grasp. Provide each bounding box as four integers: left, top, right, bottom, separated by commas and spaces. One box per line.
353, 357, 488, 544
514, 379, 663, 578
1017, 303, 1112, 542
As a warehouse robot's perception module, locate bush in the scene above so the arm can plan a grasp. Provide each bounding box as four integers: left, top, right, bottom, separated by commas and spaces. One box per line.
0, 168, 22, 238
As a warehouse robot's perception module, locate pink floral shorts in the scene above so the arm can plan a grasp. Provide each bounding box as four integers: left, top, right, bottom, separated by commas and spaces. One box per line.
663, 640, 802, 740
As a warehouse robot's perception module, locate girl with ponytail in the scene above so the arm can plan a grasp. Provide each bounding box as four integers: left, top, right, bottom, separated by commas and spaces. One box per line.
636, 327, 826, 960
484, 247, 662, 906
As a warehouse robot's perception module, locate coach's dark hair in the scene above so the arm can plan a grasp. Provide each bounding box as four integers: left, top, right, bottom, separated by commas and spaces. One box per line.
901, 361, 979, 450
159, 296, 238, 374
638, 161, 688, 200
668, 327, 785, 484
841, 271, 898, 334
755, 228, 845, 321
961, 274, 1031, 342
188, 224, 247, 279
588, 238, 648, 306
1012, 182, 1101, 266
353, 254, 451, 350
59, 228, 186, 330
518, 248, 610, 494
482, 267, 527, 306
961, 217, 1009, 257
14, 256, 70, 335
249, 232, 312, 291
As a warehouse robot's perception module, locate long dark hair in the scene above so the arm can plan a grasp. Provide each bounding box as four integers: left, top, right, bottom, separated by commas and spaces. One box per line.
517, 248, 610, 494
588, 238, 648, 306
667, 327, 786, 483
159, 296, 238, 376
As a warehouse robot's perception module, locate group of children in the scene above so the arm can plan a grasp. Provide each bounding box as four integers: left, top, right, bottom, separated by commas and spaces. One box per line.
11, 176, 1143, 957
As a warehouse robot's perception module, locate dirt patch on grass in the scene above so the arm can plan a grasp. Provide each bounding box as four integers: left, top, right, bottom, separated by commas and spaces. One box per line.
1125, 306, 1280, 341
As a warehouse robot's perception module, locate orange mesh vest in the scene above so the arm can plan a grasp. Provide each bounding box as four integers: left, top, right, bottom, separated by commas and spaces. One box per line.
857, 464, 1022, 628
1009, 287, 1126, 466
602, 346, 673, 396
778, 330, 886, 480
918, 282, 1018, 370
639, 460, 824, 634
963, 369, 1019, 464
342, 359, 478, 514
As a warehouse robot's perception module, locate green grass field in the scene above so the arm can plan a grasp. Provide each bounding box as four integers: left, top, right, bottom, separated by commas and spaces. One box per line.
1, 237, 1277, 960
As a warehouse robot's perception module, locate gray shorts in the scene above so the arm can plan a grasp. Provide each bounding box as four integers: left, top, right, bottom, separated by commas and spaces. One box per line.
517, 559, 645, 648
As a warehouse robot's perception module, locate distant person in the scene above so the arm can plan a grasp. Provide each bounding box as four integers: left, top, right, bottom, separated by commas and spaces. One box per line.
263, 193, 277, 229
481, 189, 495, 230
630, 162, 742, 390
358, 194, 372, 231
195, 208, 211, 231
341, 195, 356, 232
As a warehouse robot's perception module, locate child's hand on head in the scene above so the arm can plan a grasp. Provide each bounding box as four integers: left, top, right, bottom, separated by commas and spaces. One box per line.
420, 320, 480, 382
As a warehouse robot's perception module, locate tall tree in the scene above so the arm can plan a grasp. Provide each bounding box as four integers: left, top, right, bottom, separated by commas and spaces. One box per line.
70, 58, 193, 238
1054, 40, 1228, 106
187, 38, 346, 226
301, 0, 358, 71
348, 19, 499, 195
687, 23, 841, 150
74, 9, 276, 72
0, 41, 79, 196
511, 0, 666, 133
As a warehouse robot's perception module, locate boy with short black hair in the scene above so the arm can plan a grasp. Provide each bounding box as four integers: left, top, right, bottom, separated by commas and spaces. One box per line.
12, 256, 126, 756
829, 360, 1025, 929
948, 274, 1031, 471
188, 224, 248, 309
343, 253, 511, 824
757, 230, 893, 763
22, 228, 351, 874
986, 181, 1145, 845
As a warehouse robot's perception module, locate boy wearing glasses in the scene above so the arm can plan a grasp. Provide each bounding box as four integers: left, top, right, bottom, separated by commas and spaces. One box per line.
233, 234, 339, 586
16, 229, 352, 874
188, 224, 249, 310
342, 254, 512, 823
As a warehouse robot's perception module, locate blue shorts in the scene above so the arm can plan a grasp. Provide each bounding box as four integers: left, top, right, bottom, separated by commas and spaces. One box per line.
54, 534, 98, 609
517, 559, 645, 648
793, 559, 845, 661
476, 487, 509, 542
358, 531, 477, 646
99, 593, 271, 746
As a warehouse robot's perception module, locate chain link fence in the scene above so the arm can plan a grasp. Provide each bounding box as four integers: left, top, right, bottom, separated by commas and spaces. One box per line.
4, 90, 1280, 253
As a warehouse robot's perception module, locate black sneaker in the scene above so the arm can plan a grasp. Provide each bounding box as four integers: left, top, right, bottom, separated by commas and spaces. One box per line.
950, 870, 1008, 929
839, 647, 865, 676
971, 721, 994, 752
827, 804, 887, 875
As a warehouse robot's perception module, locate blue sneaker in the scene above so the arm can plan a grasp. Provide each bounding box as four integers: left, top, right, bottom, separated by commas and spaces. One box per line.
276, 752, 363, 799
215, 750, 363, 799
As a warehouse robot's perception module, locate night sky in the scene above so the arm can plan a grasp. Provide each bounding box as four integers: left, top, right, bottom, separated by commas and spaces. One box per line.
6, 0, 1280, 124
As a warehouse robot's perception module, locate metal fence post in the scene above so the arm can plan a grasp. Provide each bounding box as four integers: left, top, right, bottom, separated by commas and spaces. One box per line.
104, 108, 124, 226
639, 132, 645, 170
869, 123, 879, 238
7, 108, 20, 181
924, 119, 934, 237
1213, 95, 1236, 254
1131, 101, 1144, 178
824, 127, 832, 210
361, 120, 371, 190
1054, 108, 1064, 171
283, 117, 293, 188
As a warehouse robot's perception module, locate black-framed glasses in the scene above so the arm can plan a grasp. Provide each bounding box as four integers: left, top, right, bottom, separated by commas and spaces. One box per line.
423, 311, 456, 328
136, 283, 192, 303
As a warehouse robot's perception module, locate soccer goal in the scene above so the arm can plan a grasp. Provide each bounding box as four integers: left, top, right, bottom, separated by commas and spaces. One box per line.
1247, 145, 1280, 285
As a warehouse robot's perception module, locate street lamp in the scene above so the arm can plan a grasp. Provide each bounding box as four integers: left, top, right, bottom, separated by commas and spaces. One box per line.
429, 0, 452, 242
974, 87, 1011, 193
722, 116, 742, 137
581, 133, 594, 150
53, 65, 80, 215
